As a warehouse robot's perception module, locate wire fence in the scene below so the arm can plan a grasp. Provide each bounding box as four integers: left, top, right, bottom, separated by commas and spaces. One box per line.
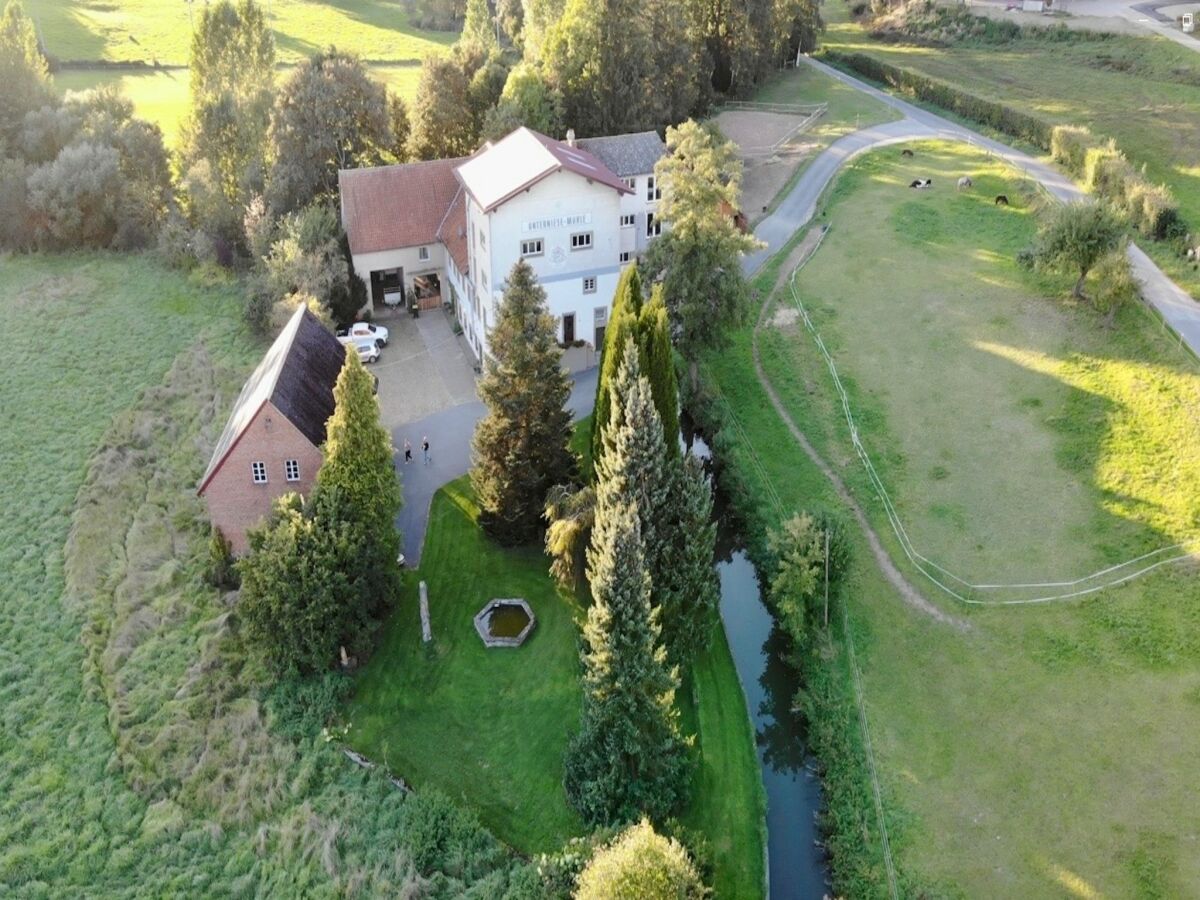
780, 227, 1200, 606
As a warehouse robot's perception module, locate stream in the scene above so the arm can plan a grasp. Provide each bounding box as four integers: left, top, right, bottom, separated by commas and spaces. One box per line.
689, 429, 830, 899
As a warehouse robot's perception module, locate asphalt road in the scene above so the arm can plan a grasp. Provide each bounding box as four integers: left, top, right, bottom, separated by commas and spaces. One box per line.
744, 56, 1200, 357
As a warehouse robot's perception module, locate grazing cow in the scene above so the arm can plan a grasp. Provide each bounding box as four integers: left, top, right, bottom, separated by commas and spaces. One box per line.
909, 178, 933, 189
901, 148, 915, 157
957, 176, 973, 191
995, 194, 1009, 206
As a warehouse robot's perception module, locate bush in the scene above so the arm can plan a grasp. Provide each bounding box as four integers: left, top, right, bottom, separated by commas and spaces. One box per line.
399, 788, 505, 880
575, 820, 706, 900
205, 525, 238, 589
1050, 125, 1092, 175
263, 671, 351, 742
26, 142, 122, 248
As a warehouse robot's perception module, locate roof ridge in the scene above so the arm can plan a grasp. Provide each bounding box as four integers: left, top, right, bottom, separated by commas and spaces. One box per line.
435, 184, 464, 239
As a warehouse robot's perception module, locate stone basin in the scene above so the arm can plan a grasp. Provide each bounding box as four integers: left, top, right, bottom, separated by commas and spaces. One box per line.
473, 598, 536, 648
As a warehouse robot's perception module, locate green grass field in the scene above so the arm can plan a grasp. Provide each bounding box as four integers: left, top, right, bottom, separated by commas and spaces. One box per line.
54, 62, 424, 149
347, 476, 765, 895
819, 1, 1200, 295
706, 142, 1200, 895
35, 0, 455, 65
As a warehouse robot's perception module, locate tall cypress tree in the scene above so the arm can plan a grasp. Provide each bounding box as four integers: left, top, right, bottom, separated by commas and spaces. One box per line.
315, 347, 403, 617
656, 454, 718, 664
637, 287, 680, 458
472, 259, 575, 544
564, 498, 688, 824
592, 265, 643, 462
564, 338, 689, 824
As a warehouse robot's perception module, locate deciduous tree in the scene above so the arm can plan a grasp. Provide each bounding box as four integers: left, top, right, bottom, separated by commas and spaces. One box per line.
182, 0, 274, 228
643, 119, 763, 389
0, 0, 51, 146
408, 53, 478, 160
268, 49, 390, 214
471, 259, 575, 544
575, 820, 706, 900
1032, 201, 1124, 300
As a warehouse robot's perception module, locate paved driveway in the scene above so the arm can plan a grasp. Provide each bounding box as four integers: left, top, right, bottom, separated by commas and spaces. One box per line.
393, 369, 598, 567
372, 308, 478, 431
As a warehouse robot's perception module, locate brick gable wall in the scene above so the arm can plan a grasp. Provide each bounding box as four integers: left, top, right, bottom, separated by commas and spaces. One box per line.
202, 401, 324, 555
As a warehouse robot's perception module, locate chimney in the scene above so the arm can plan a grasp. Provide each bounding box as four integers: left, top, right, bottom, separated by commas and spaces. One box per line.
565, 128, 576, 148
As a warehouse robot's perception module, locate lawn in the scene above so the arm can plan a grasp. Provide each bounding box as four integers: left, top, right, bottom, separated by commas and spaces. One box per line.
348, 473, 766, 894
819, 1, 1200, 296
35, 0, 456, 65
705, 142, 1200, 895
347, 477, 587, 853
54, 62, 424, 150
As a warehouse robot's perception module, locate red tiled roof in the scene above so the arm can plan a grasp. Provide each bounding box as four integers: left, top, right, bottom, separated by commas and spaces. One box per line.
437, 187, 469, 276
530, 130, 633, 198
339, 157, 466, 255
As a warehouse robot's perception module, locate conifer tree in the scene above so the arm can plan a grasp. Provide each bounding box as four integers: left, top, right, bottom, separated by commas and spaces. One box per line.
315, 346, 403, 615
564, 496, 688, 824
460, 0, 498, 53
472, 259, 575, 544
637, 288, 680, 458
656, 454, 718, 663
591, 265, 643, 462
564, 339, 689, 824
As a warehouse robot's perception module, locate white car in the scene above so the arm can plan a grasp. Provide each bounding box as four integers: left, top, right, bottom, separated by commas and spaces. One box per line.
352, 339, 380, 364
337, 321, 389, 347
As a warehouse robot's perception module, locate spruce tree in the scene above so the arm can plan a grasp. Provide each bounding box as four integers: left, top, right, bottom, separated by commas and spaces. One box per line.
564, 497, 688, 824
316, 346, 403, 616
472, 259, 575, 545
460, 0, 499, 52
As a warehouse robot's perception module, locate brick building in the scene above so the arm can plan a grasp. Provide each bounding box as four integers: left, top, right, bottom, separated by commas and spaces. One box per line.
198, 306, 346, 554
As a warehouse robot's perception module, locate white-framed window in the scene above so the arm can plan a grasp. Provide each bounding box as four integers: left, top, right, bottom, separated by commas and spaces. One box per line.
418, 246, 430, 261
583, 276, 597, 294
570, 231, 593, 251
646, 176, 661, 201
646, 213, 661, 237
521, 238, 544, 257
285, 459, 300, 482
624, 177, 636, 190
620, 214, 635, 228
594, 305, 608, 325
619, 251, 632, 263
251, 461, 267, 484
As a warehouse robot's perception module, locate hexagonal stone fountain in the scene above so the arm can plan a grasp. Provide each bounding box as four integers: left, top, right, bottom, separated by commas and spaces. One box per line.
473, 598, 536, 648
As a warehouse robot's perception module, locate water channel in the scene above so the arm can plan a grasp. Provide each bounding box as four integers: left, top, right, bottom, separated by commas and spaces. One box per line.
690, 430, 830, 899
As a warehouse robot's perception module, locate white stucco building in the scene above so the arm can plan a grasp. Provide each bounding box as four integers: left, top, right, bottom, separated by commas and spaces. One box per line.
338, 127, 667, 363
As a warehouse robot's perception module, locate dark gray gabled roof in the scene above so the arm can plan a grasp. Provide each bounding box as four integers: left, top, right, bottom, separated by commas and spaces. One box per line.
575, 131, 666, 178
198, 306, 345, 493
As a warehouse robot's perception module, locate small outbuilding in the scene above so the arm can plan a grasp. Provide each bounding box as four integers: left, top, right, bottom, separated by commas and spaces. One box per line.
198, 305, 346, 554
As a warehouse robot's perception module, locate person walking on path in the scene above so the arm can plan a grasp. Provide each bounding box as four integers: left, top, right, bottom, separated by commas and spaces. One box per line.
404, 439, 413, 464
422, 435, 431, 465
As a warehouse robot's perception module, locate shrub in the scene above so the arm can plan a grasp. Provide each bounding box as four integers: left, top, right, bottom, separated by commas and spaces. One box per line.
1050, 125, 1092, 175
399, 788, 505, 880
1081, 139, 1123, 193
205, 525, 238, 589
574, 819, 706, 900
263, 671, 351, 742
1129, 181, 1185, 241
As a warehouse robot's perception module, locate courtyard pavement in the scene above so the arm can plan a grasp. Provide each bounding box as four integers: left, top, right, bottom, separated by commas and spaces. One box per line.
372, 306, 478, 431
391, 367, 597, 568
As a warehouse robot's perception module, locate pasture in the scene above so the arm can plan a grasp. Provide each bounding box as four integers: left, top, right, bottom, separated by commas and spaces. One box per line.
707, 142, 1200, 895
34, 0, 455, 65
820, 1, 1200, 296
54, 63, 424, 149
